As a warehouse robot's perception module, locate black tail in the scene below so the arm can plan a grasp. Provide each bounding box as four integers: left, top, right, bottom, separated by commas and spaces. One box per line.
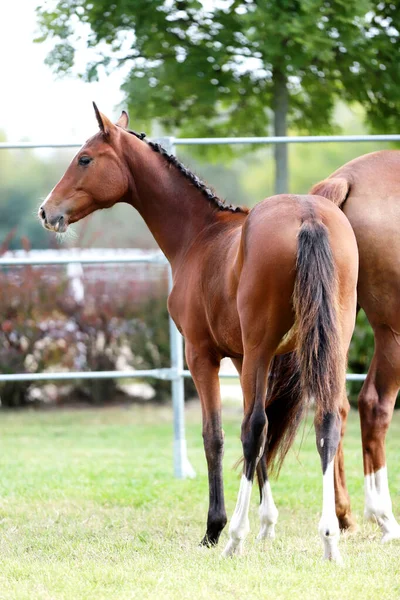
265, 218, 343, 474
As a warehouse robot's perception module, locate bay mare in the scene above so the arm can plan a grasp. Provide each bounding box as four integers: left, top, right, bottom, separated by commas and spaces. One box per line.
311, 151, 400, 542
39, 104, 358, 561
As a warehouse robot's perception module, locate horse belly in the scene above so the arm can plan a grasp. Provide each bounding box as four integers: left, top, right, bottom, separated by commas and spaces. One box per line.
209, 305, 244, 357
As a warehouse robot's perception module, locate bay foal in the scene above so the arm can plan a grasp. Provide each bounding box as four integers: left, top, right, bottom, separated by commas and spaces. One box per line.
39, 105, 358, 561
311, 151, 400, 542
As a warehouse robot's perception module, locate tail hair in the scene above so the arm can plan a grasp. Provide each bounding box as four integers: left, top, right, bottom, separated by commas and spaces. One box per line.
294, 219, 343, 417
265, 218, 344, 473
265, 352, 303, 474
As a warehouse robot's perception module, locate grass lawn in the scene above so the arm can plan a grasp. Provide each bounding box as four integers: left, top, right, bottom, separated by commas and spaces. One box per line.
0, 402, 399, 599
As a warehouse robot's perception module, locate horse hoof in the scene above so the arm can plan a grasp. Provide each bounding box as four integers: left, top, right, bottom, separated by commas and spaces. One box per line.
381, 528, 400, 544
222, 539, 244, 558
324, 551, 344, 565
199, 536, 213, 548
339, 515, 358, 534
256, 524, 276, 541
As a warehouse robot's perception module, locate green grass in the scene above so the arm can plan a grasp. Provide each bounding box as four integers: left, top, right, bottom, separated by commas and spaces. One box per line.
0, 403, 399, 599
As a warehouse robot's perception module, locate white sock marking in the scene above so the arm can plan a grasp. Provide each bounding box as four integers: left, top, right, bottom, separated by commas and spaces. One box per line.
222, 475, 252, 557
364, 466, 400, 542
257, 481, 279, 540
319, 460, 342, 563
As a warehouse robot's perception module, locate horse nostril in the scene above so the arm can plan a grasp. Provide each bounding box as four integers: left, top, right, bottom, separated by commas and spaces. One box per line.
39, 206, 46, 221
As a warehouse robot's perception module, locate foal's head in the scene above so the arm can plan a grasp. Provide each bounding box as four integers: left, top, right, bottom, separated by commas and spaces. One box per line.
39, 103, 133, 232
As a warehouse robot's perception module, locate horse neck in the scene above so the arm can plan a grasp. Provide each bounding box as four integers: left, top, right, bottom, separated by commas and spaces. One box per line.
123, 138, 219, 270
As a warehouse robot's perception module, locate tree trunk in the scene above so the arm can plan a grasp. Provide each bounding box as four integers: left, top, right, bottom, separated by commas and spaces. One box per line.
272, 67, 289, 194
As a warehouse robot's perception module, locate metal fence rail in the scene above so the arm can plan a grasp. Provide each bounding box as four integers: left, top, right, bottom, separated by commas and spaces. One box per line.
2, 133, 400, 150
1, 133, 387, 477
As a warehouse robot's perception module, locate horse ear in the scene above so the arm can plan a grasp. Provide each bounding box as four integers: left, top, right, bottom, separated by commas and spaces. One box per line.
92, 102, 114, 136
116, 110, 129, 129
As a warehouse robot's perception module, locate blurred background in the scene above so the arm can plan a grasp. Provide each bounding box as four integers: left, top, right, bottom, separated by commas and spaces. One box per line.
1, 0, 398, 408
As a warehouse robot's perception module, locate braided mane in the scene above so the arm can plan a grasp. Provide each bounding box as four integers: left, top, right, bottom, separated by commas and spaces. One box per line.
127, 129, 248, 215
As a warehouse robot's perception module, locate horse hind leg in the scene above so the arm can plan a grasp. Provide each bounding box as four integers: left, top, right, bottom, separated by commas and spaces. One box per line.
256, 455, 279, 540
233, 357, 279, 542
334, 392, 357, 531
315, 411, 343, 562
222, 347, 274, 557
358, 326, 400, 542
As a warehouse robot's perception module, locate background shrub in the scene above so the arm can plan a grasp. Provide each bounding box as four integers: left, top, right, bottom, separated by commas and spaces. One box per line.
0, 260, 196, 407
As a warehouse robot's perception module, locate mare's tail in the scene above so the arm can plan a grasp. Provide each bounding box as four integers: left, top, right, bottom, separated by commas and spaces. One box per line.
265, 217, 343, 474
309, 177, 350, 208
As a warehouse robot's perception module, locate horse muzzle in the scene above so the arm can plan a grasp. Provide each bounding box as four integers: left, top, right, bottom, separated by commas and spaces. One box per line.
38, 205, 68, 233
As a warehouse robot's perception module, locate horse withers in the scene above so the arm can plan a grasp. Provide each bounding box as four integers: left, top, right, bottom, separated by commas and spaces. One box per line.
39, 104, 358, 562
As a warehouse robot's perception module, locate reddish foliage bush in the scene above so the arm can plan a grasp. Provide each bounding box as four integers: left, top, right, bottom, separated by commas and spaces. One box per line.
0, 260, 195, 407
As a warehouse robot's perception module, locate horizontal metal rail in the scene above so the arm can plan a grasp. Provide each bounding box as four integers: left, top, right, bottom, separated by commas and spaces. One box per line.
0, 369, 175, 383
0, 369, 366, 383
1, 133, 400, 151
0, 253, 167, 266
174, 134, 400, 146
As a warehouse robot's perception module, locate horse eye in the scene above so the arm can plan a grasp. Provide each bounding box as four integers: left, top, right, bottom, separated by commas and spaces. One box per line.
78, 156, 92, 166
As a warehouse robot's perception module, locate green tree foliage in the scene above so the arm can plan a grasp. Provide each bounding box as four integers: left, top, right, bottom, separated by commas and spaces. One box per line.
36, 0, 400, 191
0, 138, 56, 249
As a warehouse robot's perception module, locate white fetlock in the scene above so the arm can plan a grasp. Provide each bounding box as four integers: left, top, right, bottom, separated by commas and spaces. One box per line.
319, 518, 342, 564
257, 481, 278, 541
364, 467, 400, 542
222, 536, 245, 557
379, 516, 400, 543
257, 523, 276, 540
222, 475, 252, 558
321, 534, 343, 564
222, 514, 249, 558
319, 459, 342, 564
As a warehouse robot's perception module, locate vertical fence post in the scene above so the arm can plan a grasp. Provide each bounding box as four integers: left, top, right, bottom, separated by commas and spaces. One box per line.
161, 136, 196, 479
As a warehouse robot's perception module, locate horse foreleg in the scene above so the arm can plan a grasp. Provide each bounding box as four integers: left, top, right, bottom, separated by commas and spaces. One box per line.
186, 343, 227, 546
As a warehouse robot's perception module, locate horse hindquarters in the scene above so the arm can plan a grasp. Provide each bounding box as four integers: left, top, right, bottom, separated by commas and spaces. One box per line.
222, 198, 357, 560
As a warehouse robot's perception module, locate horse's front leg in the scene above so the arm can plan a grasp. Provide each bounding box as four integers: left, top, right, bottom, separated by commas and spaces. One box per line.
186, 343, 227, 546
